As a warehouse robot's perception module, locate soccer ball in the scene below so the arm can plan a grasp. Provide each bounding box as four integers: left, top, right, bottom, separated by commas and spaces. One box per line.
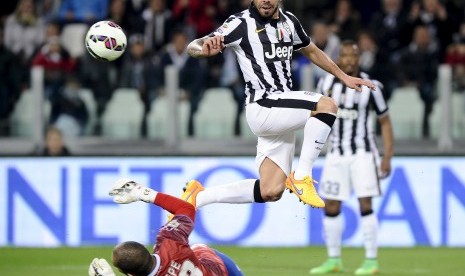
85, 21, 127, 61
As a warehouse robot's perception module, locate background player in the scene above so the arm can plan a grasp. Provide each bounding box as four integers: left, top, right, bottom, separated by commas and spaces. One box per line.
184, 0, 375, 210
309, 41, 394, 275
88, 179, 243, 276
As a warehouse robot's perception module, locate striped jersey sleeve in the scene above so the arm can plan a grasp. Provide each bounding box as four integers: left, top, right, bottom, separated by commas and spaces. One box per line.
283, 11, 311, 50
369, 79, 388, 116
316, 74, 335, 94
211, 15, 244, 47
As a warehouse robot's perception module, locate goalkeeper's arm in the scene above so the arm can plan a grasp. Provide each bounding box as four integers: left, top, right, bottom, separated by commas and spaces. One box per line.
155, 192, 196, 222
109, 179, 195, 221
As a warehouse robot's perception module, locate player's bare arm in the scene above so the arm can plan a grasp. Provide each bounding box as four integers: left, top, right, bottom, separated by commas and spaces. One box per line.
379, 114, 394, 178
300, 42, 375, 92
187, 36, 225, 58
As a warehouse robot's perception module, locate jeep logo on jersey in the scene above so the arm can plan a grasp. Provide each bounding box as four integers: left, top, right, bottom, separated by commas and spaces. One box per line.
264, 42, 293, 62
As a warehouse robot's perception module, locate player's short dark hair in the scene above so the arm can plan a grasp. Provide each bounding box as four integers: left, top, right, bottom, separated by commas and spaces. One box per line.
112, 241, 154, 276
339, 40, 360, 56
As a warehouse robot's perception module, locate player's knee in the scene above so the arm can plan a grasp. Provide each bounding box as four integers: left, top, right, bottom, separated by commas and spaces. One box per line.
359, 197, 373, 213
317, 96, 338, 114
324, 200, 341, 216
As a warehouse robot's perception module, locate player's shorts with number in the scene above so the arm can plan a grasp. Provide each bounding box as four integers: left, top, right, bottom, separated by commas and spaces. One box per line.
320, 150, 381, 201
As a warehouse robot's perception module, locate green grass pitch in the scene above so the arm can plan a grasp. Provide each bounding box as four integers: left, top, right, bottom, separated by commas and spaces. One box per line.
0, 246, 463, 275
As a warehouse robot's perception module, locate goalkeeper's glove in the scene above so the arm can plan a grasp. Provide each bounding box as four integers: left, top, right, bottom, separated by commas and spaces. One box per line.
88, 258, 116, 276
109, 178, 157, 204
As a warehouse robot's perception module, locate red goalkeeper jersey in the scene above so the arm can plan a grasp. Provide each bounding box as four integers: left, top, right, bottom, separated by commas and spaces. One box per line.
151, 215, 228, 276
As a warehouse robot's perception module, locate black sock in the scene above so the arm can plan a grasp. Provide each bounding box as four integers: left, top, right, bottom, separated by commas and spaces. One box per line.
253, 180, 265, 203
314, 113, 336, 127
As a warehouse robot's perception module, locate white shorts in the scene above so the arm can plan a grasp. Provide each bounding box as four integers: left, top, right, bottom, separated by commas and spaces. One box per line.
319, 150, 381, 201
246, 91, 323, 175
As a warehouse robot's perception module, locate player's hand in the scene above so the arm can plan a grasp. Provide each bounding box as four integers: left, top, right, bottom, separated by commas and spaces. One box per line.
88, 258, 116, 276
379, 157, 391, 179
202, 36, 224, 57
342, 75, 376, 92
109, 178, 157, 204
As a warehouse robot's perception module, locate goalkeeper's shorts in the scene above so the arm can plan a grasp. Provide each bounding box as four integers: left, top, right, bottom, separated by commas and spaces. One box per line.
214, 249, 244, 276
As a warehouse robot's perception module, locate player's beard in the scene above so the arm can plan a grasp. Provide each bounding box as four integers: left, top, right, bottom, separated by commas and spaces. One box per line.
254, 1, 279, 19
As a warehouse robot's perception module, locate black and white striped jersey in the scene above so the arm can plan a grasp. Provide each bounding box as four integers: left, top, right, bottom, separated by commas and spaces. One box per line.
210, 6, 311, 103
316, 72, 388, 155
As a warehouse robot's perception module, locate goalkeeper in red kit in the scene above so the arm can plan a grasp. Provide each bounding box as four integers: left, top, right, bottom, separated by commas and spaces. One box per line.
88, 179, 243, 276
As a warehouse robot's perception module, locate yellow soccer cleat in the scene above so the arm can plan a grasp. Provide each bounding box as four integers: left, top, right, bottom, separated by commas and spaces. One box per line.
168, 180, 205, 221
285, 171, 325, 208
180, 180, 205, 208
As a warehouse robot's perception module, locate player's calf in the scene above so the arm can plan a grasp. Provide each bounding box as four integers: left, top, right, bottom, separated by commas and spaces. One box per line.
256, 180, 285, 202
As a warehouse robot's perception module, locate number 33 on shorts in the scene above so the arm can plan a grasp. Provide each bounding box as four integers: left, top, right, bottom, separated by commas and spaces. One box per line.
322, 181, 341, 196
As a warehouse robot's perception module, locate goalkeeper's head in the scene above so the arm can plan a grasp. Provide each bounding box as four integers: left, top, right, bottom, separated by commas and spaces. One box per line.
112, 241, 155, 276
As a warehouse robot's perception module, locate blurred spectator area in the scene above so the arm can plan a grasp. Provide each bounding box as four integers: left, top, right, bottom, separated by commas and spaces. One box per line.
0, 0, 464, 156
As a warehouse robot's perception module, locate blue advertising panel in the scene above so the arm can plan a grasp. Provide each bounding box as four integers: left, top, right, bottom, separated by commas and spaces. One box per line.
0, 157, 464, 247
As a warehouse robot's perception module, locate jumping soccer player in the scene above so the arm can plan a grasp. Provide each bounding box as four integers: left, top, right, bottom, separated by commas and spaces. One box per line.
184, 0, 375, 209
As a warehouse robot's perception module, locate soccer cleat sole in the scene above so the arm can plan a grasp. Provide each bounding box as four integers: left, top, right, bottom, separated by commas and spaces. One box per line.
285, 186, 325, 208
